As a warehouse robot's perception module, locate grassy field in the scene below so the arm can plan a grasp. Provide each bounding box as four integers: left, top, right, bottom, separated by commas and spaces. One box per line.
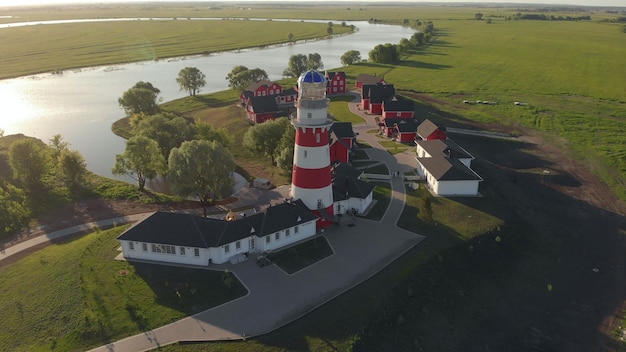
0, 225, 247, 351
0, 19, 352, 79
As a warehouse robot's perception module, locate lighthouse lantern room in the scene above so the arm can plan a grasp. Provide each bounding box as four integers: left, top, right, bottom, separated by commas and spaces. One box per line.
290, 71, 335, 228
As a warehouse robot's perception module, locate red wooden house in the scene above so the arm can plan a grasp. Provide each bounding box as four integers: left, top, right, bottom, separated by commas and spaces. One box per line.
239, 80, 283, 104
246, 95, 283, 124
329, 122, 355, 164
355, 73, 386, 90
393, 119, 419, 143
416, 119, 447, 140
277, 86, 298, 106
325, 71, 347, 95
364, 84, 395, 114
382, 96, 415, 119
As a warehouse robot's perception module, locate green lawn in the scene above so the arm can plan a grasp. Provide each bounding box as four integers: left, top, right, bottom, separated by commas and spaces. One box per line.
0, 226, 247, 352
377, 140, 413, 155
364, 181, 391, 221
329, 95, 364, 124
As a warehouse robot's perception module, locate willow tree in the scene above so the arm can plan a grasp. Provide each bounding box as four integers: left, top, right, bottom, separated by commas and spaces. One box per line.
168, 140, 235, 217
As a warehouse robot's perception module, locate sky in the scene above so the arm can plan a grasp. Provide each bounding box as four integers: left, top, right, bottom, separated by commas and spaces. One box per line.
1, 0, 625, 8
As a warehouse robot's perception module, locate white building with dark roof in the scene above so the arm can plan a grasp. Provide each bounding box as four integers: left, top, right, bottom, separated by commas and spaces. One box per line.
416, 139, 483, 196
116, 200, 318, 266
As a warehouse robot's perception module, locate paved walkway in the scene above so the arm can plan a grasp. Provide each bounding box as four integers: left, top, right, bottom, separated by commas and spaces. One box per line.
3, 93, 426, 352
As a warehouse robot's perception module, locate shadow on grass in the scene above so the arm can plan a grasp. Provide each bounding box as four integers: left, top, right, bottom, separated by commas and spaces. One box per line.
268, 236, 333, 274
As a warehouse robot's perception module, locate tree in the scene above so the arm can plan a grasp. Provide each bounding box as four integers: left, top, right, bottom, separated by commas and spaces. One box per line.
243, 118, 291, 165
341, 50, 362, 66
48, 134, 69, 160
0, 182, 30, 236
621, 24, 626, 33
327, 26, 333, 35
398, 38, 412, 52
411, 32, 425, 46
9, 138, 50, 190
475, 13, 484, 20
0, 129, 4, 138
58, 149, 88, 189
133, 112, 196, 162
195, 123, 232, 149
176, 67, 206, 96
226, 66, 269, 92
288, 32, 294, 42
112, 136, 166, 191
168, 140, 235, 217
118, 81, 161, 116
283, 54, 308, 77
369, 43, 400, 64
307, 53, 324, 71
274, 125, 295, 174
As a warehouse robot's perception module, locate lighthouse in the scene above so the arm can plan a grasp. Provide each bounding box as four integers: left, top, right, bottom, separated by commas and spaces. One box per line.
290, 70, 334, 229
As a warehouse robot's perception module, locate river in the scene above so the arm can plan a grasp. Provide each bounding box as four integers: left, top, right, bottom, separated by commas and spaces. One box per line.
0, 19, 414, 179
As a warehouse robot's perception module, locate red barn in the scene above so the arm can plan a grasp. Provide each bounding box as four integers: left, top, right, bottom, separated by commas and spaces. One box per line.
355, 73, 386, 90
246, 95, 282, 124
329, 122, 355, 164
416, 119, 447, 140
325, 71, 347, 95
365, 84, 395, 115
382, 96, 415, 119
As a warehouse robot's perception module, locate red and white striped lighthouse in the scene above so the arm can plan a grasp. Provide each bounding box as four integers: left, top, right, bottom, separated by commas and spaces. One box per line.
290, 70, 334, 229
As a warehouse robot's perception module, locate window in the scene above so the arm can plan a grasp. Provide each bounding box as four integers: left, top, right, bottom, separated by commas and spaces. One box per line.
304, 150, 307, 157
224, 244, 230, 253
316, 134, 321, 143
142, 243, 147, 252
128, 242, 134, 250
236, 241, 241, 250
194, 248, 200, 257
307, 112, 312, 119
151, 244, 176, 255
250, 238, 255, 249
266, 235, 271, 243
294, 226, 299, 234
285, 228, 290, 237
275, 232, 280, 241
269, 89, 274, 95
180, 247, 186, 256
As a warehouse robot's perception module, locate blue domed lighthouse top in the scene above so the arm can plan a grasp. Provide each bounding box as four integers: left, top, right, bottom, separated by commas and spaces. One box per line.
298, 70, 326, 84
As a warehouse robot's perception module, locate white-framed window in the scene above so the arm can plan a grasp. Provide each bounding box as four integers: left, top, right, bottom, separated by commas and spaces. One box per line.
224, 244, 230, 253
180, 247, 186, 256
142, 243, 148, 252
250, 238, 255, 249
269, 89, 274, 95
316, 133, 321, 143
194, 248, 200, 257
397, 112, 401, 117
236, 241, 241, 250
295, 226, 299, 234
266, 235, 271, 243
307, 112, 312, 119
275, 232, 280, 241
151, 244, 176, 255
286, 228, 290, 237
304, 150, 307, 157
262, 91, 266, 96
129, 242, 134, 250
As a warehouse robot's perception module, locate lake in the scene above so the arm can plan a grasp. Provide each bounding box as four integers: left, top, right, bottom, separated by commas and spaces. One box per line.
0, 19, 414, 179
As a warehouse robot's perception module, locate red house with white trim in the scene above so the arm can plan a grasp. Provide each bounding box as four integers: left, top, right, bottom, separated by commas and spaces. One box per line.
382, 96, 415, 119
246, 95, 283, 124
364, 84, 395, 114
416, 119, 447, 140
325, 71, 347, 95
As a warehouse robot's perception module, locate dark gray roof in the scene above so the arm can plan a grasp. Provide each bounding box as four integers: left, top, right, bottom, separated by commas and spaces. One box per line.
382, 97, 414, 112
393, 119, 420, 132
416, 139, 474, 159
116, 200, 318, 248
245, 80, 277, 92
249, 95, 280, 114
417, 157, 482, 181
333, 163, 363, 179
278, 87, 297, 97
330, 122, 355, 139
333, 175, 375, 201
363, 84, 395, 103
416, 119, 445, 139
383, 118, 418, 128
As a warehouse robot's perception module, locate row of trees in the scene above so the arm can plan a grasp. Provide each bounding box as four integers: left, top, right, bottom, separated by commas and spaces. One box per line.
368, 21, 435, 64
2, 135, 88, 235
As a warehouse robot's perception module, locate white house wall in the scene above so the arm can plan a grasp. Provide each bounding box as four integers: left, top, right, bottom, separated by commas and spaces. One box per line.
434, 180, 480, 196
258, 220, 317, 253
121, 241, 209, 266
